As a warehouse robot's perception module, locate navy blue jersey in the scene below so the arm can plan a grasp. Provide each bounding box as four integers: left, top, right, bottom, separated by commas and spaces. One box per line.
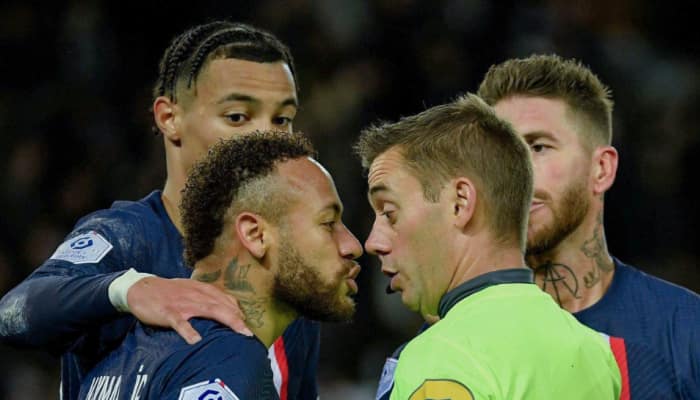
79, 319, 278, 400
0, 190, 319, 400
574, 258, 700, 398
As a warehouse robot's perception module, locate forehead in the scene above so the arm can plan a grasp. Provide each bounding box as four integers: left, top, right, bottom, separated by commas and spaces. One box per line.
193, 58, 297, 103
368, 147, 420, 198
278, 157, 341, 210
493, 96, 575, 140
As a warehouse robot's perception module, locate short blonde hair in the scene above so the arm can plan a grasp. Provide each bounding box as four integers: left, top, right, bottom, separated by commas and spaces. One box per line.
478, 54, 614, 150
356, 93, 533, 250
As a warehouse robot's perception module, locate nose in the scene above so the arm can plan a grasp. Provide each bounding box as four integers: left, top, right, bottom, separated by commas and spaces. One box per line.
339, 224, 363, 260
364, 219, 390, 256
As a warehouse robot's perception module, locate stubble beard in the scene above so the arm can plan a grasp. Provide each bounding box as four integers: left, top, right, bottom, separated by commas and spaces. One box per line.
273, 233, 355, 323
526, 177, 590, 257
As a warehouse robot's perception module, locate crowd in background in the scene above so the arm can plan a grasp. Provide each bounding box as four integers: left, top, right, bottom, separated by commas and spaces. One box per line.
1, 0, 698, 398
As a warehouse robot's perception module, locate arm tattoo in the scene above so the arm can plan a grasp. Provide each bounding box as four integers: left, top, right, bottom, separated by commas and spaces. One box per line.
581, 211, 613, 288
193, 269, 222, 283
224, 258, 255, 293
534, 261, 581, 306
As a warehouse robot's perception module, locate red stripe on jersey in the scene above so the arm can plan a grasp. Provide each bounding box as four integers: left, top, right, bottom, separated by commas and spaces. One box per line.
273, 336, 289, 400
610, 336, 630, 400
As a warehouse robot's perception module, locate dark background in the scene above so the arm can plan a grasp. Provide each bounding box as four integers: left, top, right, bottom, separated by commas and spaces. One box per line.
1, 0, 698, 398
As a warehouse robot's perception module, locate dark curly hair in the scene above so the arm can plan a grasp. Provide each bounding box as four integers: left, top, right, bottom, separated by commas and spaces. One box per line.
180, 131, 315, 267
151, 20, 297, 134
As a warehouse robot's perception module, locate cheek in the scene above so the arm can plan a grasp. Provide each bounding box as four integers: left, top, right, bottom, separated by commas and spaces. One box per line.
534, 157, 569, 190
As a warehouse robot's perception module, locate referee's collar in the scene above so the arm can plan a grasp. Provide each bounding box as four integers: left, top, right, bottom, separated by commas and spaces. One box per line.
438, 268, 534, 318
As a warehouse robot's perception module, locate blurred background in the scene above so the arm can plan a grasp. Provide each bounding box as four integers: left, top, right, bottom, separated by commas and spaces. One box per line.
1, 0, 698, 398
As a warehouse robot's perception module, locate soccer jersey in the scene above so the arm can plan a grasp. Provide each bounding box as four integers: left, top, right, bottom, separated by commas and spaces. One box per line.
574, 258, 700, 398
389, 269, 621, 400
79, 319, 279, 400
0, 190, 319, 400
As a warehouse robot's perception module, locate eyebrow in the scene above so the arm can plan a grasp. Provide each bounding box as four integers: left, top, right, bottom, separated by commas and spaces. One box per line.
321, 202, 343, 217
217, 92, 298, 108
367, 183, 391, 205
521, 130, 557, 143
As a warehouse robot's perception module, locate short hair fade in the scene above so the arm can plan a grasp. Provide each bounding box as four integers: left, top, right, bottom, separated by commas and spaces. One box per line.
355, 93, 533, 250
180, 131, 315, 267
477, 54, 614, 149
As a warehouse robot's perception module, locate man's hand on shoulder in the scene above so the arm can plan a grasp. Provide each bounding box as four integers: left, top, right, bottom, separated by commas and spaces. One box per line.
125, 276, 253, 344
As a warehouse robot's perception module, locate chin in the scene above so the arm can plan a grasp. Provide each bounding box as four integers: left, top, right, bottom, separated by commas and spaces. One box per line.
326, 301, 356, 323
401, 293, 420, 313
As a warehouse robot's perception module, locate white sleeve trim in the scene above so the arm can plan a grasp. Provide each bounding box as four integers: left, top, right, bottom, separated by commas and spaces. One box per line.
108, 268, 155, 312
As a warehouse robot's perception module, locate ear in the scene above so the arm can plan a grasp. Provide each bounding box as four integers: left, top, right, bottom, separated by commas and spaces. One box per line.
452, 177, 477, 229
235, 212, 269, 259
591, 145, 618, 195
153, 96, 181, 146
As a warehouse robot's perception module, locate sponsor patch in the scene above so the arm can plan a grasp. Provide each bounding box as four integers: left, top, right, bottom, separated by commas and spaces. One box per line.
376, 357, 398, 400
50, 231, 113, 264
177, 379, 239, 400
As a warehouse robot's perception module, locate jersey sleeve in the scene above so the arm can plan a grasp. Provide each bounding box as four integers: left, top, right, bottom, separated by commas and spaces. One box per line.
389, 337, 482, 400
0, 208, 149, 351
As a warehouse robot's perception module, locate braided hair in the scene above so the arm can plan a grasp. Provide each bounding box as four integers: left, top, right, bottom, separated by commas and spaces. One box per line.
152, 21, 297, 134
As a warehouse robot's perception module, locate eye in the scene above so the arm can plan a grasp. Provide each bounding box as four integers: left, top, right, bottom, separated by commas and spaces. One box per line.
380, 210, 396, 225
225, 113, 250, 125
322, 221, 336, 231
273, 116, 294, 126
530, 142, 551, 154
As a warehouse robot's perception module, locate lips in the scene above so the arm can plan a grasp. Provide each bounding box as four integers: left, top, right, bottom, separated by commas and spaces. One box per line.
530, 201, 545, 213
382, 268, 400, 294
345, 263, 361, 295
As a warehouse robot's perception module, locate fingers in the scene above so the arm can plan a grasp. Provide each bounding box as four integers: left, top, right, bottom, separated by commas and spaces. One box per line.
129, 277, 254, 341
186, 297, 253, 337
172, 318, 202, 345
170, 281, 253, 337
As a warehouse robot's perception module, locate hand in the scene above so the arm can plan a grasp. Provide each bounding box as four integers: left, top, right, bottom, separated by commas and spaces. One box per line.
126, 276, 253, 344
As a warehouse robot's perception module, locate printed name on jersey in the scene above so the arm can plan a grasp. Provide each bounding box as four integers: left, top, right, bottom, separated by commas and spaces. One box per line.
409, 379, 474, 400
50, 231, 113, 264
85, 375, 122, 400
178, 379, 239, 400
376, 357, 398, 400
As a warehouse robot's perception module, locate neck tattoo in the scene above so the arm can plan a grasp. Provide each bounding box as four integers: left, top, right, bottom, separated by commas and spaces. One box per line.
534, 261, 581, 306
580, 210, 613, 288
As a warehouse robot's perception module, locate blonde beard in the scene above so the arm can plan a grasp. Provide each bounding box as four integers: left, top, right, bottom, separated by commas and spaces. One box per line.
526, 177, 589, 256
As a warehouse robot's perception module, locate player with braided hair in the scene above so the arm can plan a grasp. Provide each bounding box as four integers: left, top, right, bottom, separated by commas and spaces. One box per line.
0, 21, 319, 400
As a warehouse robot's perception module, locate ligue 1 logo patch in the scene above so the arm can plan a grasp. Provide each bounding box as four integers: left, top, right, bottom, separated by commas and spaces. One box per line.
177, 379, 239, 400
50, 231, 113, 264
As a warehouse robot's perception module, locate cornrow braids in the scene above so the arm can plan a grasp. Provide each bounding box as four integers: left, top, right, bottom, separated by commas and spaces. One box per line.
153, 21, 232, 101
151, 21, 297, 134
185, 25, 296, 92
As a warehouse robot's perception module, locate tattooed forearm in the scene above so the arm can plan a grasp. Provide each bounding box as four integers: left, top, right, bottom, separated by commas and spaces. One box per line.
224, 258, 255, 293
238, 297, 267, 329
534, 261, 581, 306
193, 269, 222, 283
